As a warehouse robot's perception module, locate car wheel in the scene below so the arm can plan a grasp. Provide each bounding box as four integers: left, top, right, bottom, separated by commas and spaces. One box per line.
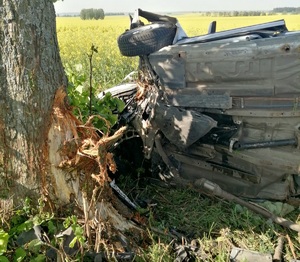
117, 22, 177, 57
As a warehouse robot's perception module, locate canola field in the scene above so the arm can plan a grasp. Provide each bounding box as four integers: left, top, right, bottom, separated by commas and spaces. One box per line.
56, 14, 300, 91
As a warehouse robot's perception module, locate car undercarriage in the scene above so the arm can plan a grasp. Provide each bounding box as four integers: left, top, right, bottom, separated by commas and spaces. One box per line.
99, 9, 300, 204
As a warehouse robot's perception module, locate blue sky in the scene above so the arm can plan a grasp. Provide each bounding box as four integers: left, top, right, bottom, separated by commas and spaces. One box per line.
54, 0, 299, 14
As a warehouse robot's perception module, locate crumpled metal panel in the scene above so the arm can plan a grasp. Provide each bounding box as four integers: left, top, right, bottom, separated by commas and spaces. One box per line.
149, 32, 300, 98
153, 103, 217, 149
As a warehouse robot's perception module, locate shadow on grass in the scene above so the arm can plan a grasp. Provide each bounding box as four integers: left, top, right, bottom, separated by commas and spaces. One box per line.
117, 175, 300, 261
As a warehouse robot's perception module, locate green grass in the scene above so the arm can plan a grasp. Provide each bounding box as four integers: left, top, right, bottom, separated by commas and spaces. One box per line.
117, 176, 300, 261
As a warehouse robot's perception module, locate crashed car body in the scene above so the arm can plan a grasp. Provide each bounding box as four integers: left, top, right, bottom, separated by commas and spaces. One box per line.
100, 9, 300, 201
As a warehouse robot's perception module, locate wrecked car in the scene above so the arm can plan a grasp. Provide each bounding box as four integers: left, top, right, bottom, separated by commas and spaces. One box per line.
99, 9, 300, 203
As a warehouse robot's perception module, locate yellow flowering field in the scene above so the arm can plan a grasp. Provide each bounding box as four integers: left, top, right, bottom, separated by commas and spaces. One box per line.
56, 16, 138, 90
56, 14, 300, 90
177, 13, 300, 34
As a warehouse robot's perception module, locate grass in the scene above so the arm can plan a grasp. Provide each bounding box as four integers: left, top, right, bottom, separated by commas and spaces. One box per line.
116, 175, 300, 261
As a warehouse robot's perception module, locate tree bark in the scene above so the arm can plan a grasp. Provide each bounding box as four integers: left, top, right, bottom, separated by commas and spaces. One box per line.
0, 4, 144, 258
0, 0, 67, 206
0, 2, 141, 250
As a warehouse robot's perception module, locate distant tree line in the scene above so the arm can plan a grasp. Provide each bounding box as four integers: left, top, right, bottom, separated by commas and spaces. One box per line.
271, 7, 300, 14
64, 6, 300, 19
80, 8, 105, 20
195, 7, 300, 17
201, 11, 267, 17
195, 11, 266, 17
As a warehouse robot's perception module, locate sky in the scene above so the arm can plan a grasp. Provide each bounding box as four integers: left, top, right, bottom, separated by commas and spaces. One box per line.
54, 0, 300, 14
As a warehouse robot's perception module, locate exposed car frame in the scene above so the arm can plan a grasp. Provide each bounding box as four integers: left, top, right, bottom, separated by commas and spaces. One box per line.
100, 9, 300, 204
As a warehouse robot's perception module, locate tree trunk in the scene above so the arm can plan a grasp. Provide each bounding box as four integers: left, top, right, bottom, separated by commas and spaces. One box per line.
0, 1, 141, 252
0, 0, 67, 205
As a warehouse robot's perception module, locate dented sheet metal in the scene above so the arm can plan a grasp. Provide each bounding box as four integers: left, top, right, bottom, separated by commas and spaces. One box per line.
104, 12, 300, 202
